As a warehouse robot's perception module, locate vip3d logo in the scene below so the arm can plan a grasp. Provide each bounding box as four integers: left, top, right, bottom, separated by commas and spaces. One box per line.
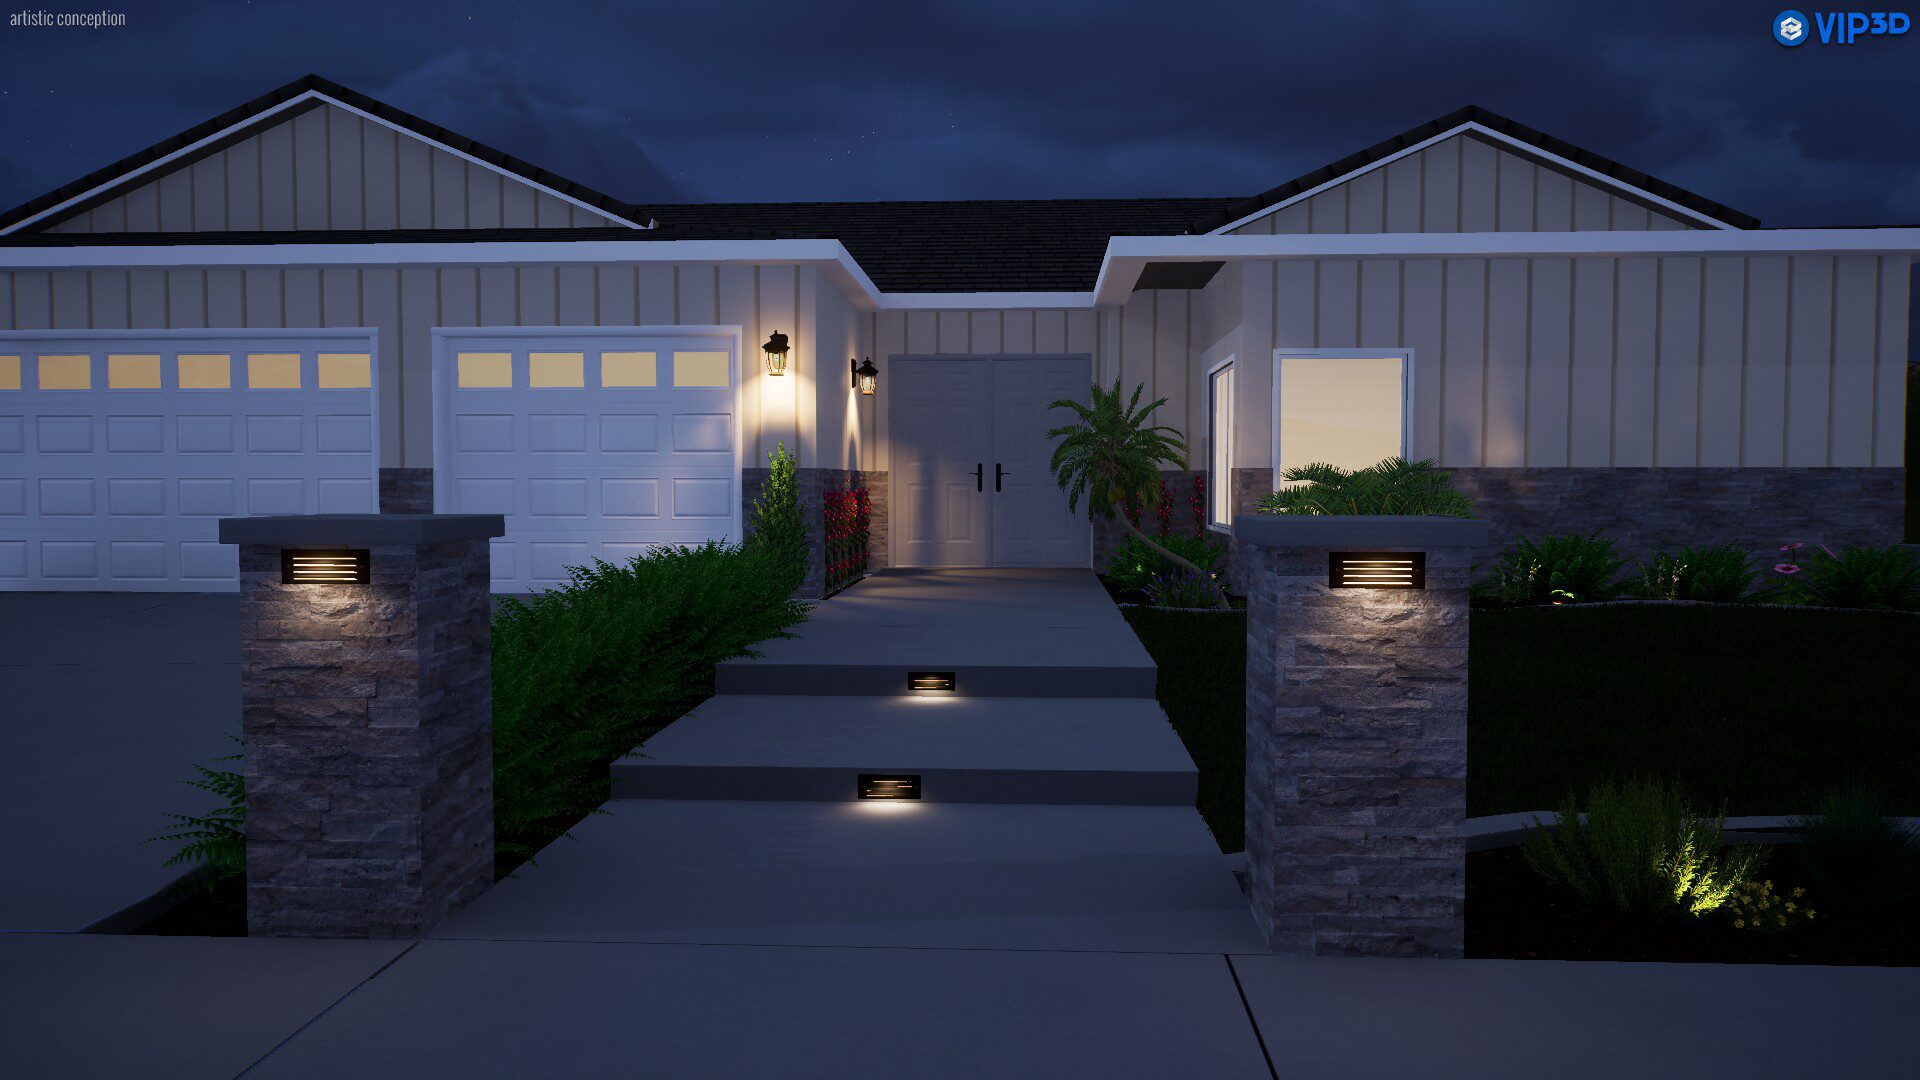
1775, 8, 1911, 45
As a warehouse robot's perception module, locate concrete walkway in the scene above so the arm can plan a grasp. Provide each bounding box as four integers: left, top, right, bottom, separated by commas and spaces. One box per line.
0, 593, 240, 931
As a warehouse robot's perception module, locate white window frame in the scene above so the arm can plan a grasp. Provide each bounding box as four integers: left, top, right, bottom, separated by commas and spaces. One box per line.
1270, 348, 1415, 486
1206, 356, 1235, 534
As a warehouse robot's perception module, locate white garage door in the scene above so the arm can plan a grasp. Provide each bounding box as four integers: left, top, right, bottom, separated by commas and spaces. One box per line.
433, 328, 741, 593
0, 330, 379, 591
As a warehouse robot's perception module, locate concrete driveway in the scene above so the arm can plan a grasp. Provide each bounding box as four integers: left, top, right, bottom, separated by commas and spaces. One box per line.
0, 593, 240, 931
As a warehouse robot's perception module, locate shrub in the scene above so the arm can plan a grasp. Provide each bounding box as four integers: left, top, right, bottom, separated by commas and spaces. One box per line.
1725, 878, 1815, 935
1795, 786, 1920, 916
1144, 571, 1223, 609
1773, 543, 1920, 611
492, 453, 811, 865
1522, 779, 1760, 918
1636, 543, 1757, 603
149, 735, 246, 894
1483, 533, 1628, 605
1104, 533, 1225, 593
1257, 457, 1474, 518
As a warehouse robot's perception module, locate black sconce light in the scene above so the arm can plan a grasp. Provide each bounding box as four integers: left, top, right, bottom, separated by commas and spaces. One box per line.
762, 330, 790, 376
851, 356, 878, 396
282, 549, 370, 585
859, 774, 922, 800
1328, 551, 1424, 589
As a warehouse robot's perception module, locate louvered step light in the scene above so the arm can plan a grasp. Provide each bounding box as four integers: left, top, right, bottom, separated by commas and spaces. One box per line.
282, 549, 370, 585
1328, 551, 1424, 590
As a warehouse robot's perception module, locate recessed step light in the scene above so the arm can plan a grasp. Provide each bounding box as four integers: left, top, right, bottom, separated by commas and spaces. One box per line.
907, 671, 956, 693
858, 773, 921, 800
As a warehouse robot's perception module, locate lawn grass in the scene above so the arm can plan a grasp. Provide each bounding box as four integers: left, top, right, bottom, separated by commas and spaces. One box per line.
1469, 604, 1920, 817
1124, 600, 1920, 854
1121, 606, 1247, 853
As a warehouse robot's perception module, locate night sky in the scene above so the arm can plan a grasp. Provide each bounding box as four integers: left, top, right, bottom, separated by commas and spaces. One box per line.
0, 0, 1912, 228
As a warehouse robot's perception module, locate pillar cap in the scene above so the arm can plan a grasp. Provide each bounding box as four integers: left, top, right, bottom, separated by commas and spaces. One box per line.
1232, 514, 1489, 549
218, 514, 506, 546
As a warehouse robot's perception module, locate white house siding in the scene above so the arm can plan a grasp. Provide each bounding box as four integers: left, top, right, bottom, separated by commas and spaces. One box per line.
1224, 253, 1908, 472
1226, 134, 1698, 236
44, 102, 623, 234
0, 263, 844, 471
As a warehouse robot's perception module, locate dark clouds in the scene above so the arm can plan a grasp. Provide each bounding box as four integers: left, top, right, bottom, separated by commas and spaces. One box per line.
0, 0, 1913, 225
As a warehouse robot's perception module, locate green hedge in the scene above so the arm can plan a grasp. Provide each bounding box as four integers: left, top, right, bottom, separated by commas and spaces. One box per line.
490, 444, 810, 867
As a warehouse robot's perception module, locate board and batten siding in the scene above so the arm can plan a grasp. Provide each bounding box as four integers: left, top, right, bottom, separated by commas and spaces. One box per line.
1226, 134, 1697, 236
1228, 254, 1909, 472
45, 102, 623, 234
864, 296, 1207, 474
0, 263, 842, 470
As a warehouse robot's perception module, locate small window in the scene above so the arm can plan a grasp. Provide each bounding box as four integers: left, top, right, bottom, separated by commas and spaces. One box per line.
178, 354, 232, 390
1208, 363, 1235, 530
248, 353, 302, 389
600, 351, 657, 387
108, 354, 162, 389
528, 352, 585, 388
672, 350, 729, 387
37, 354, 91, 390
0, 356, 20, 391
457, 352, 513, 389
317, 353, 372, 389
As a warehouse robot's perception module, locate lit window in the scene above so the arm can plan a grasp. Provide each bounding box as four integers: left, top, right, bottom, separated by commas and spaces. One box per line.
108, 354, 162, 389
601, 351, 657, 387
1208, 362, 1234, 530
457, 352, 513, 388
1276, 355, 1407, 480
178, 354, 232, 390
37, 354, 90, 390
528, 352, 585, 388
317, 353, 372, 389
0, 356, 20, 390
673, 350, 729, 387
248, 354, 301, 389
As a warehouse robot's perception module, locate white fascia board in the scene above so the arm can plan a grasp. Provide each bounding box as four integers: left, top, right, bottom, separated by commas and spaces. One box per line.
879, 291, 1094, 310
1207, 120, 1743, 237
1094, 228, 1920, 304
0, 90, 651, 236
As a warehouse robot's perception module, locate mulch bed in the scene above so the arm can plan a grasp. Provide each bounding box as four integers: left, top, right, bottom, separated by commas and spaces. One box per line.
1468, 846, 1920, 966
131, 875, 247, 937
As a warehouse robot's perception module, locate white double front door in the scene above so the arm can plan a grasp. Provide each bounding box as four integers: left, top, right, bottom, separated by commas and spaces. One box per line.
890, 355, 1091, 568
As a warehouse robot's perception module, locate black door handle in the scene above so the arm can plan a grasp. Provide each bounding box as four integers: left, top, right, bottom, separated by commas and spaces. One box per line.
995, 464, 1005, 492
973, 463, 983, 492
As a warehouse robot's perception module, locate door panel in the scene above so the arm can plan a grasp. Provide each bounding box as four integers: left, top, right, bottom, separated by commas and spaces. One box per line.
889, 355, 1089, 568
990, 357, 1090, 566
891, 359, 991, 567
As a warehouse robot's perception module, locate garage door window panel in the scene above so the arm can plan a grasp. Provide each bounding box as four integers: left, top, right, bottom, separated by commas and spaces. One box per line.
108, 355, 162, 390
38, 355, 90, 390
178, 354, 232, 390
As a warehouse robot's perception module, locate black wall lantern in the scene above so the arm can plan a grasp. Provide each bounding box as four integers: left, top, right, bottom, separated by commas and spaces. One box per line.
282, 549, 370, 585
1328, 551, 1425, 589
762, 330, 790, 376
851, 356, 878, 396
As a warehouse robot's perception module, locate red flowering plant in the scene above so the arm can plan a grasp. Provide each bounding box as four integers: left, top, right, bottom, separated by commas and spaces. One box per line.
823, 478, 872, 594
1190, 474, 1207, 537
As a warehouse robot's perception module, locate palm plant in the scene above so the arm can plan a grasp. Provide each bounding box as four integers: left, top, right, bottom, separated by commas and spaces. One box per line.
1048, 380, 1229, 608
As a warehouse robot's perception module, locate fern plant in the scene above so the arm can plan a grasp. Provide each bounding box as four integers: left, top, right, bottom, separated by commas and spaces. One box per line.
1256, 458, 1474, 518
1048, 380, 1228, 608
1636, 543, 1757, 603
149, 735, 246, 892
1484, 533, 1628, 605
1776, 544, 1920, 611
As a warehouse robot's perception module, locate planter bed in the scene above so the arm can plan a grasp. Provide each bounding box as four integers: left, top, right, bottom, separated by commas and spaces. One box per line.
1469, 845, 1920, 966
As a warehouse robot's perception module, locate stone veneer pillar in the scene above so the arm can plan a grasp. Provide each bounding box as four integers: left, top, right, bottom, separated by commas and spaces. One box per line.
217, 514, 504, 938
1234, 514, 1489, 958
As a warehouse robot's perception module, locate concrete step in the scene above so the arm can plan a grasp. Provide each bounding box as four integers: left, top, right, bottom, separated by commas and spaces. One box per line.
436, 799, 1262, 953
714, 661, 1157, 698
612, 695, 1197, 806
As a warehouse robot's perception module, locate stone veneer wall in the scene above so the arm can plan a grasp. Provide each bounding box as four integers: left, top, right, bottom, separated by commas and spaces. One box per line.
1093, 470, 1219, 572
1240, 523, 1479, 957
1228, 466, 1902, 591
378, 467, 435, 514
743, 467, 888, 599
239, 536, 494, 937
